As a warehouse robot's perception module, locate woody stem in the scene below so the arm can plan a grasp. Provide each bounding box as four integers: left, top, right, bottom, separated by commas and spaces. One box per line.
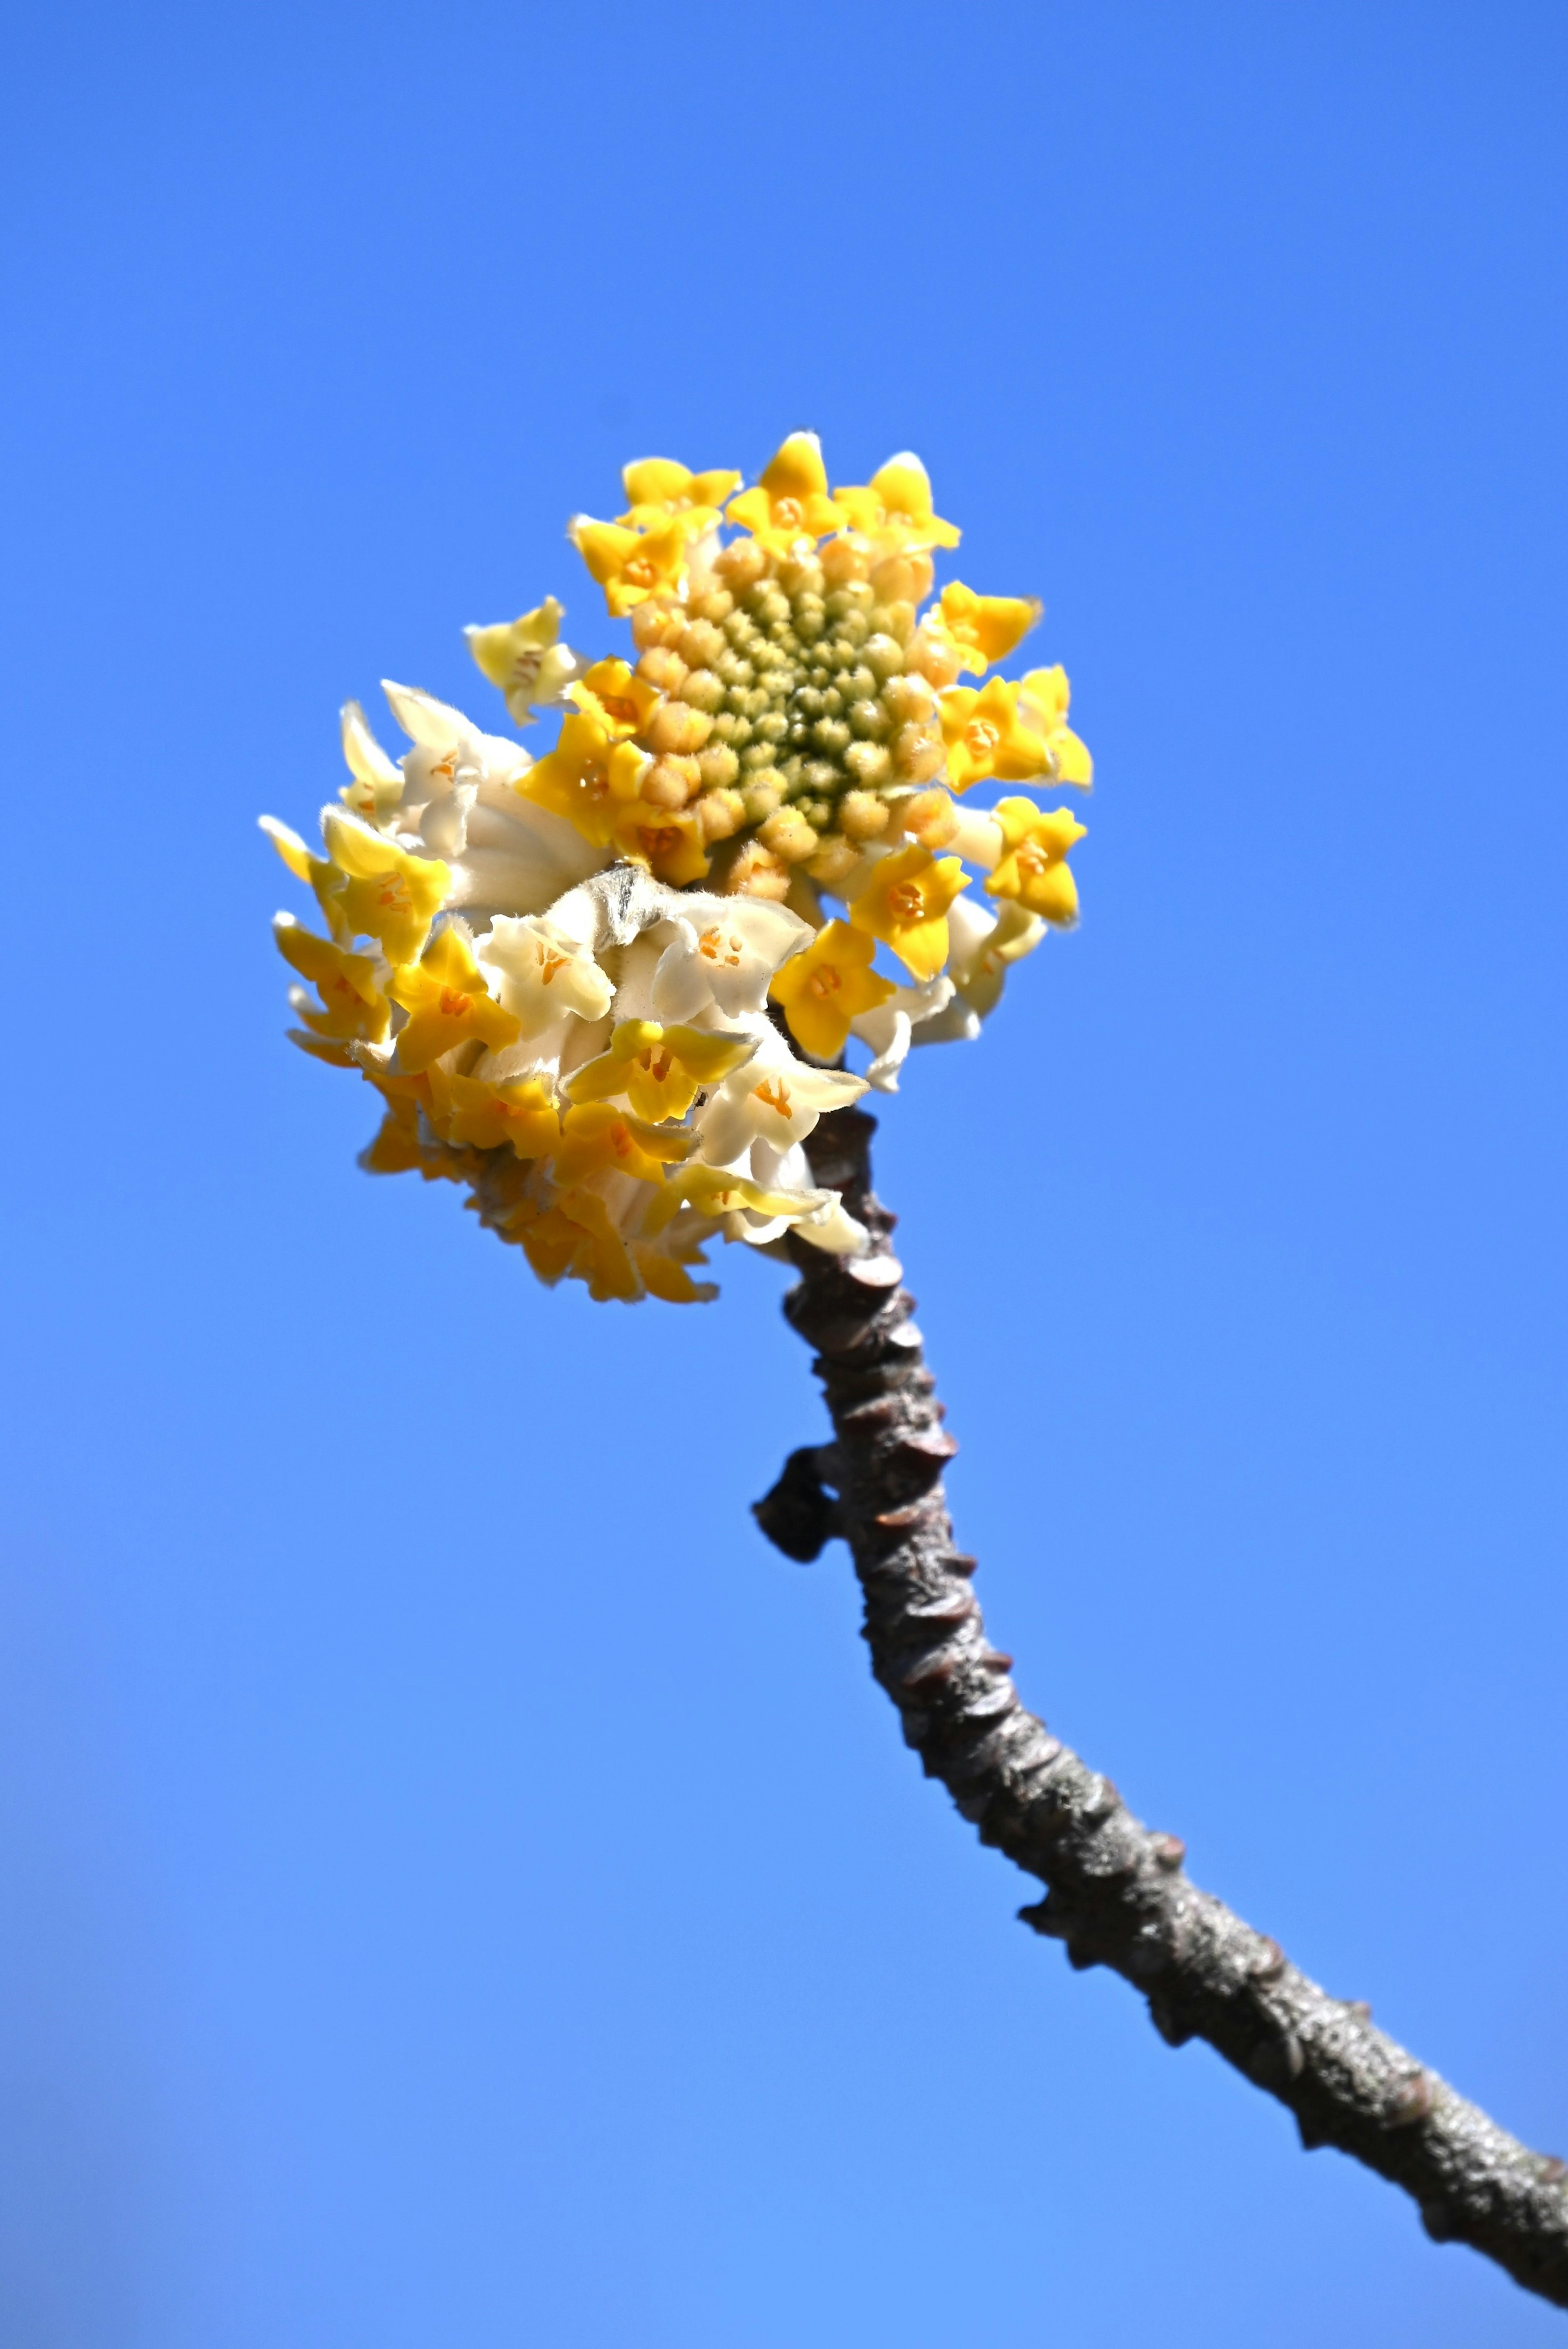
753, 1105, 1568, 2309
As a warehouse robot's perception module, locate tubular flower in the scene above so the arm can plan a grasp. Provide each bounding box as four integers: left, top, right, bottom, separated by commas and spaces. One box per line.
833, 453, 960, 553
768, 920, 897, 1061
567, 1020, 757, 1124
273, 913, 390, 1046
338, 700, 405, 822
522, 711, 650, 846
927, 582, 1043, 677
263, 432, 1092, 1302
385, 924, 521, 1073
464, 598, 583, 725
618, 458, 741, 535
725, 432, 846, 551
566, 657, 664, 740
320, 813, 451, 966
1017, 665, 1094, 788
570, 515, 690, 616
985, 798, 1087, 926
938, 677, 1056, 793
849, 842, 969, 983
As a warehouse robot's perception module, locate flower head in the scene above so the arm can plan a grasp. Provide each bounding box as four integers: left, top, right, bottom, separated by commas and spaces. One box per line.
263, 433, 1091, 1303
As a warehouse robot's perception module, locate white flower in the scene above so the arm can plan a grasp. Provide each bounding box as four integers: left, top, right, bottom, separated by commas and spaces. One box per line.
913, 895, 1045, 1041
697, 1043, 866, 1166
649, 892, 815, 1023
369, 682, 607, 917
851, 972, 956, 1092
381, 680, 528, 858
476, 914, 614, 1039
337, 700, 405, 825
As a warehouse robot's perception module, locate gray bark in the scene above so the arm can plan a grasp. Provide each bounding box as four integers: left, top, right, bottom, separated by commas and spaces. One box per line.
754, 1106, 1568, 2310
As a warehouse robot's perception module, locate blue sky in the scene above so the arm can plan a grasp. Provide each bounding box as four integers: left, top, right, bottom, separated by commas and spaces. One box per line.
2, 1, 1566, 2340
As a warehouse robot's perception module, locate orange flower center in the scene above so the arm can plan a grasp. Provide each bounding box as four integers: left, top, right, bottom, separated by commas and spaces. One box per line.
624, 555, 657, 588
439, 987, 473, 1017
964, 719, 1001, 760
807, 967, 841, 997
755, 1078, 792, 1116
1015, 845, 1051, 878
698, 927, 744, 967
538, 951, 568, 983
887, 882, 924, 921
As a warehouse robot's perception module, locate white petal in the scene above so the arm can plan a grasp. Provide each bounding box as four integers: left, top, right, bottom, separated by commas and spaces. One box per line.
341, 699, 402, 786
649, 920, 712, 1023
441, 798, 603, 918
795, 1200, 871, 1255
418, 782, 476, 860
381, 679, 471, 751
859, 1010, 912, 1092
910, 1002, 982, 1047
949, 807, 1004, 870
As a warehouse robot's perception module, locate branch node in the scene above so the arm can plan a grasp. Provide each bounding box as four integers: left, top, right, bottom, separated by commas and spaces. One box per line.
1388, 2072, 1433, 2128
752, 1446, 841, 1564
1147, 1995, 1197, 2048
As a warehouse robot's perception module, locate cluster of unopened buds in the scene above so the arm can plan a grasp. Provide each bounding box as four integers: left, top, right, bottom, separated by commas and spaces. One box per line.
263, 433, 1092, 1303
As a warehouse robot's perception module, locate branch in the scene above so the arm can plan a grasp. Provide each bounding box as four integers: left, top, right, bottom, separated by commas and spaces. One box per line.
757, 1106, 1568, 2309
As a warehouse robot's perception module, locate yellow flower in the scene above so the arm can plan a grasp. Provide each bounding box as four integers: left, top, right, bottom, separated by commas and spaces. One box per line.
266, 428, 1097, 1305
359, 1094, 429, 1176
514, 1201, 581, 1286
566, 656, 664, 740
260, 816, 352, 939
464, 597, 581, 725
425, 1066, 561, 1157
320, 810, 451, 965
726, 432, 846, 551
769, 920, 898, 1060
1018, 665, 1093, 788
935, 581, 1042, 674
938, 676, 1055, 793
984, 797, 1086, 925
272, 913, 390, 1043
566, 1019, 757, 1123
610, 799, 711, 887
386, 925, 521, 1073
522, 711, 649, 847
618, 458, 741, 533
628, 1240, 715, 1305
554, 1188, 644, 1303
570, 514, 690, 615
833, 452, 960, 552
552, 1101, 697, 1189
848, 843, 969, 982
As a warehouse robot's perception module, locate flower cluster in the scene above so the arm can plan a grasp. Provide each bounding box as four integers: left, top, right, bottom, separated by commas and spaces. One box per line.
263, 433, 1091, 1304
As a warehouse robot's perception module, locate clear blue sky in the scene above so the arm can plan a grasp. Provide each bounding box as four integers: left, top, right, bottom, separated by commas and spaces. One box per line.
2, 2, 1566, 2340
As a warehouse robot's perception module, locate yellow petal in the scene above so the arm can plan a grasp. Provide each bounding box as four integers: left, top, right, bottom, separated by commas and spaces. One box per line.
848, 845, 968, 983
938, 582, 1042, 669
769, 920, 897, 1059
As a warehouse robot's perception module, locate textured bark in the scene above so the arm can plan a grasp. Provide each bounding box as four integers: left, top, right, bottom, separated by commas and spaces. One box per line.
757, 1106, 1568, 2309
